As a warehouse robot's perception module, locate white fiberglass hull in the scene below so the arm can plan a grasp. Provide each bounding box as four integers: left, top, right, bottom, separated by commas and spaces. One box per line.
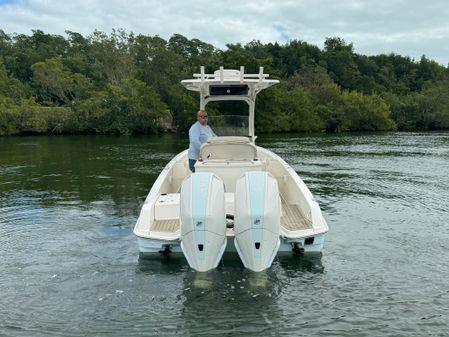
137, 234, 326, 255
134, 144, 328, 264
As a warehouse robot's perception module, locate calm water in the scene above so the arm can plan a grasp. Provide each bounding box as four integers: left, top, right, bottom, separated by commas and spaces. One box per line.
1, 132, 449, 336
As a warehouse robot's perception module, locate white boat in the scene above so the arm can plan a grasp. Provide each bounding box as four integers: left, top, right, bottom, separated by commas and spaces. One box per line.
134, 66, 328, 272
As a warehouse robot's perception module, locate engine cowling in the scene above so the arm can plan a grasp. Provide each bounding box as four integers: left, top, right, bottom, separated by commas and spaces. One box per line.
234, 171, 280, 272
180, 172, 226, 272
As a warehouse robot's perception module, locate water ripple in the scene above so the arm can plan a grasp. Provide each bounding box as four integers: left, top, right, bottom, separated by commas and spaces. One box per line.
1, 132, 449, 336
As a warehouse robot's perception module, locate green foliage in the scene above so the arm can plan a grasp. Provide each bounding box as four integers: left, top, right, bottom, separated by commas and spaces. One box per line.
338, 91, 396, 131
255, 87, 291, 133
0, 96, 77, 135
419, 80, 449, 129
0, 29, 448, 136
31, 56, 92, 105
1, 30, 69, 81
75, 79, 168, 134
168, 34, 218, 70
382, 92, 421, 130
17, 103, 76, 134
0, 95, 20, 135
0, 62, 30, 103
87, 29, 136, 86
281, 86, 322, 132
324, 37, 360, 89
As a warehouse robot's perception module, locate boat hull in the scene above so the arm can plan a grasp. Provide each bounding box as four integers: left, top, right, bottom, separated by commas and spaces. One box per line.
134, 145, 329, 267
137, 234, 325, 256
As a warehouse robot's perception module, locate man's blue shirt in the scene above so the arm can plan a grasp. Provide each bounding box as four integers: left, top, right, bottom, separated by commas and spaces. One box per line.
188, 121, 215, 160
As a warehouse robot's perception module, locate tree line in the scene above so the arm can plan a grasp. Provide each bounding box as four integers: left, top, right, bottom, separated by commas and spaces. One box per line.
1, 29, 449, 136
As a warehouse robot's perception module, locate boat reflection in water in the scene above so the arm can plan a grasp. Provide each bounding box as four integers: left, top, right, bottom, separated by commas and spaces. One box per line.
137, 252, 324, 336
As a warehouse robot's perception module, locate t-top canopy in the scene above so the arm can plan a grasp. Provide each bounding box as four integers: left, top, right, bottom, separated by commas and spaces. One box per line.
181, 66, 279, 142
181, 66, 279, 95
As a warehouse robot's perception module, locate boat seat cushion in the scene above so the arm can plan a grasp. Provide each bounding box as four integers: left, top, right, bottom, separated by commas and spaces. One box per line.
199, 137, 257, 161
206, 136, 250, 144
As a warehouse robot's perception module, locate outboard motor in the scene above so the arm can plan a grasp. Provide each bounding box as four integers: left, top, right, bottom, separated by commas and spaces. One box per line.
180, 172, 227, 272
234, 171, 280, 272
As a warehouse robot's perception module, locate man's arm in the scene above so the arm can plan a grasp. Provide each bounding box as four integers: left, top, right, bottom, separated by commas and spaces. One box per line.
189, 124, 202, 153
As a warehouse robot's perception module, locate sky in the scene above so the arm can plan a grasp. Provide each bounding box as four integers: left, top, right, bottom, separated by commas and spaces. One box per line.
1, 0, 449, 65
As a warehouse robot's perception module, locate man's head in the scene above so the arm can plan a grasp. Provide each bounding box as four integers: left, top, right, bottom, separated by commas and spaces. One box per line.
197, 110, 209, 125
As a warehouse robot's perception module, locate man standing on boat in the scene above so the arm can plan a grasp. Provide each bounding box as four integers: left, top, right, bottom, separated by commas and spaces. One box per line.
188, 110, 216, 172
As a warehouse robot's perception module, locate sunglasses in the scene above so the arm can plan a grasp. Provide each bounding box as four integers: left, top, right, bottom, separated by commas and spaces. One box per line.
199, 115, 208, 119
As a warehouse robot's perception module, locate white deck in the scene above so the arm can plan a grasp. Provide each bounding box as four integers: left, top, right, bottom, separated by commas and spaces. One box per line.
149, 195, 313, 235
135, 145, 328, 241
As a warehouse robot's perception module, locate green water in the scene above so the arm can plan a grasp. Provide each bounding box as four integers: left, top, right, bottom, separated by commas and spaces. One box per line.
1, 132, 449, 336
